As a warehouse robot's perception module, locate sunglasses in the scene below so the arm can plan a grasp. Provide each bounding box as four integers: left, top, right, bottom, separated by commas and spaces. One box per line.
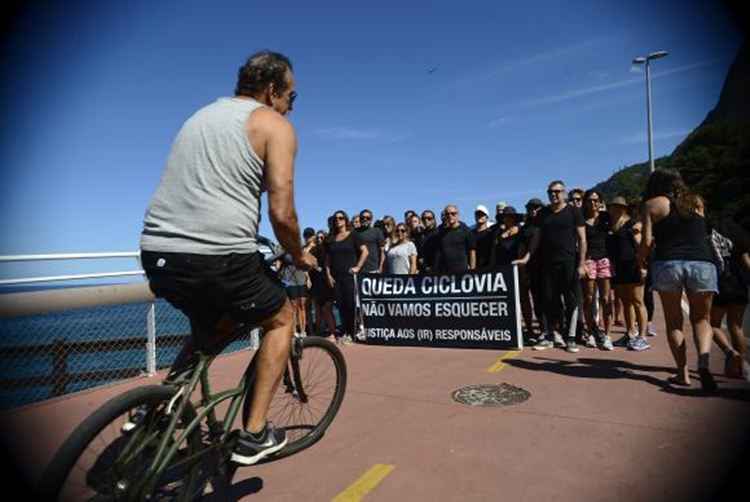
397, 228, 408, 233
422, 215, 434, 221
547, 189, 564, 194
288, 91, 297, 105
335, 215, 346, 220
361, 214, 372, 221
572, 197, 582, 202
447, 211, 458, 216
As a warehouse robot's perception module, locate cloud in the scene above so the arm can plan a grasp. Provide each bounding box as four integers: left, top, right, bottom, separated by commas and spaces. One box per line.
518, 60, 718, 108
617, 129, 691, 145
488, 117, 509, 128
450, 37, 610, 89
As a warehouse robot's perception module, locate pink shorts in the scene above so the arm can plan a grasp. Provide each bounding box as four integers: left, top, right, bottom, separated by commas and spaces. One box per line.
584, 258, 612, 280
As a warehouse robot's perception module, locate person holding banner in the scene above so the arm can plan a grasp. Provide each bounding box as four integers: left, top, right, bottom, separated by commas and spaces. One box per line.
530, 180, 587, 353
325, 210, 369, 345
418, 210, 440, 273
385, 223, 418, 274
435, 205, 476, 273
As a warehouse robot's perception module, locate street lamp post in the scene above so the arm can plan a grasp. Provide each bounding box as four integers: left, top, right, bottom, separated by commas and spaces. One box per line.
632, 50, 669, 172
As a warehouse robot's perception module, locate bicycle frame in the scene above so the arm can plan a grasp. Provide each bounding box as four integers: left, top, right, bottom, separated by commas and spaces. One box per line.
133, 335, 307, 498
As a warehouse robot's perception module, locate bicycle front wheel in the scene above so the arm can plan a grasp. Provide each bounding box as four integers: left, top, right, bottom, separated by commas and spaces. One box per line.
263, 336, 347, 461
39, 385, 206, 501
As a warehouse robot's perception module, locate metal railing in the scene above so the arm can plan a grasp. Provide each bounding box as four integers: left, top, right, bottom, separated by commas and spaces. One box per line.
0, 252, 258, 410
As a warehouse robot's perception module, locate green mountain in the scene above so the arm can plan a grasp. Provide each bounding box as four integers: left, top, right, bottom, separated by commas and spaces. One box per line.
593, 41, 750, 229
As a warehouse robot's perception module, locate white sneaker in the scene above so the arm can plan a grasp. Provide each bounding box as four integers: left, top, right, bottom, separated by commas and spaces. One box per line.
553, 332, 565, 347
585, 335, 597, 348
647, 322, 657, 337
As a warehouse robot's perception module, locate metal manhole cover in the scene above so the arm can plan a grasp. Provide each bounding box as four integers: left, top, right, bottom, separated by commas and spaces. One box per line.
452, 383, 531, 407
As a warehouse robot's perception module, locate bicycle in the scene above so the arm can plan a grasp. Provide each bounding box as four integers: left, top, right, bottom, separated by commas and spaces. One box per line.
39, 326, 347, 501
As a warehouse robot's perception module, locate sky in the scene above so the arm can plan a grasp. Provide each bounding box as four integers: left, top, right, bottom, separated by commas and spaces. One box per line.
0, 0, 744, 285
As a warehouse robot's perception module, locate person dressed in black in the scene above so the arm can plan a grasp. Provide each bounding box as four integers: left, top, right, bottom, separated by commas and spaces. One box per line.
418, 210, 440, 273
707, 210, 749, 379
490, 206, 524, 267
325, 210, 368, 345
490, 206, 534, 342
529, 180, 586, 353
607, 196, 650, 352
515, 198, 546, 343
473, 204, 495, 271
356, 209, 385, 273
435, 205, 476, 273
307, 228, 337, 337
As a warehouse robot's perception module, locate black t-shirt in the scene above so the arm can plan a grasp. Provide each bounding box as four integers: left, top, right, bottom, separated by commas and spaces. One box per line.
607, 219, 637, 264
539, 205, 584, 264
356, 226, 385, 272
437, 225, 476, 273
473, 226, 495, 269
585, 212, 610, 260
327, 232, 363, 277
420, 227, 440, 271
492, 229, 523, 266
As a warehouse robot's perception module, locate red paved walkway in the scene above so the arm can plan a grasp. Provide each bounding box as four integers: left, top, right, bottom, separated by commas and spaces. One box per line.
2, 306, 749, 501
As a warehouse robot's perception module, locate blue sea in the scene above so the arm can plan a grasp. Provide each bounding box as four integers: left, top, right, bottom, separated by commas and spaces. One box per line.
0, 292, 252, 410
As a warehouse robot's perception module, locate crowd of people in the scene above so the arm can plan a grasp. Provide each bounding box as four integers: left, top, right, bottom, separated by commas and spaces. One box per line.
277, 169, 750, 392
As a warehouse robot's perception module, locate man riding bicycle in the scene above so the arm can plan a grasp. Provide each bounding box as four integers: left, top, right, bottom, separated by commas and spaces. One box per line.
140, 51, 316, 465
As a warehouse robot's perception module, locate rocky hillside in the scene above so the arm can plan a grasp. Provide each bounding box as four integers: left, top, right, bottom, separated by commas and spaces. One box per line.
593, 40, 750, 229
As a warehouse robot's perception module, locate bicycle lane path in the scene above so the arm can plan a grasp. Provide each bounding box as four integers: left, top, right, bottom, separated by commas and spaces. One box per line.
236, 322, 750, 501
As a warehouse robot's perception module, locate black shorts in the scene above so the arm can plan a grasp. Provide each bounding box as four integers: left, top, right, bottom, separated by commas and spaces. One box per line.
612, 260, 641, 285
715, 272, 749, 306
141, 250, 287, 348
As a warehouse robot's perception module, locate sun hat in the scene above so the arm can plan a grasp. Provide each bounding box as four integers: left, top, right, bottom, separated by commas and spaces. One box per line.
609, 196, 629, 208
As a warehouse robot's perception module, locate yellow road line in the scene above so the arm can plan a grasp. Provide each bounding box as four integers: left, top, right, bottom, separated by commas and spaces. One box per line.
487, 350, 521, 373
333, 464, 395, 502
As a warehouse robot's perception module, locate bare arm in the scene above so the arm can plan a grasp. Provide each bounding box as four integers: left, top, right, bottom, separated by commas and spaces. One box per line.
576, 226, 587, 278
638, 201, 655, 266
409, 248, 418, 275
325, 253, 335, 288
352, 245, 369, 274
741, 252, 750, 273
257, 110, 314, 269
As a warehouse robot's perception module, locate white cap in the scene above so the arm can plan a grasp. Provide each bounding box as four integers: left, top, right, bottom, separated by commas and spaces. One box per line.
475, 205, 489, 216
496, 201, 508, 211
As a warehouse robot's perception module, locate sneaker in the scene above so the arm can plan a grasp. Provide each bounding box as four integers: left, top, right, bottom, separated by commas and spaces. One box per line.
565, 340, 580, 353
585, 334, 597, 348
231, 423, 288, 465
341, 335, 354, 345
612, 334, 630, 348
533, 337, 554, 351
600, 336, 614, 351
553, 332, 565, 348
627, 336, 651, 352
647, 322, 657, 337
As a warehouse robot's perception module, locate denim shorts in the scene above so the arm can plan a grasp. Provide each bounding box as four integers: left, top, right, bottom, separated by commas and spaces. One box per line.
651, 260, 718, 294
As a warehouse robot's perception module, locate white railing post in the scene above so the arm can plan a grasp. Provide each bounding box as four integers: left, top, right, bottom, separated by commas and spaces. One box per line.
146, 302, 156, 376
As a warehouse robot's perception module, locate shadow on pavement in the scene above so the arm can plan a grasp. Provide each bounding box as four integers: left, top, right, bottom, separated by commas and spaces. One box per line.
201, 475, 263, 501
505, 356, 750, 402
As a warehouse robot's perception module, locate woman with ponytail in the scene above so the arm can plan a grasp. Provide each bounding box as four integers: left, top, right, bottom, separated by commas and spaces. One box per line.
639, 169, 719, 392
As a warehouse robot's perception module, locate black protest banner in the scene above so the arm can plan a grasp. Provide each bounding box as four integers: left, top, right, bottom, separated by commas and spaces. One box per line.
356, 266, 522, 350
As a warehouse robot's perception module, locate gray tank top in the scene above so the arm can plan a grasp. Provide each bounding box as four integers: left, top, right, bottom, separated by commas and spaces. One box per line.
140, 97, 265, 255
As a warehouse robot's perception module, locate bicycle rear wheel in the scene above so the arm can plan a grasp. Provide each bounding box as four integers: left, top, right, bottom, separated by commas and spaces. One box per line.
261, 336, 347, 461
39, 385, 206, 501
